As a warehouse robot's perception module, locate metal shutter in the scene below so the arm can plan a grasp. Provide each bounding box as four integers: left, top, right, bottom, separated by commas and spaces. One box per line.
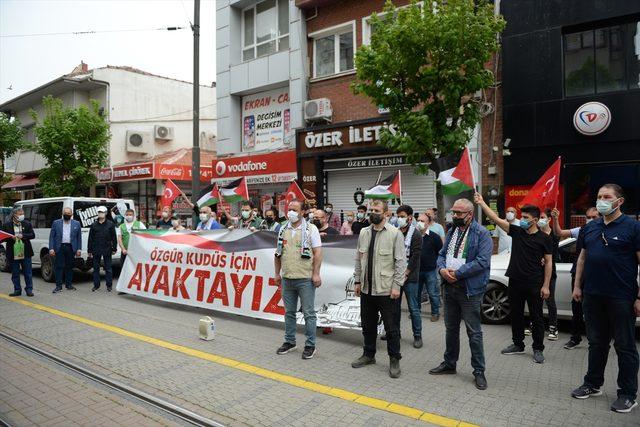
326, 165, 437, 217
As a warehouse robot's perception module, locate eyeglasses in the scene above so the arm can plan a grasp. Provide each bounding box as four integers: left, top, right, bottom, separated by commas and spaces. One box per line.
601, 232, 608, 246
450, 210, 472, 217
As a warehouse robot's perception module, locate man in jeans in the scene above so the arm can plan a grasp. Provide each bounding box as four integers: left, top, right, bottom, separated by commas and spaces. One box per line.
417, 212, 443, 321
351, 199, 406, 378
274, 199, 322, 360
428, 198, 492, 390
571, 184, 640, 414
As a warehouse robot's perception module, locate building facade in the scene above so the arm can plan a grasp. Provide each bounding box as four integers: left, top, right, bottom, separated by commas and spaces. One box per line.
500, 1, 640, 225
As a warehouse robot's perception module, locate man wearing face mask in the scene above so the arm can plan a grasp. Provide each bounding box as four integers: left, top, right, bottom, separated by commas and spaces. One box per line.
229, 202, 264, 231
352, 200, 406, 378
551, 206, 599, 349
274, 199, 322, 360
4, 207, 35, 297
417, 212, 443, 321
325, 202, 342, 230
263, 208, 281, 232
118, 209, 146, 265
156, 206, 173, 229
477, 194, 553, 364
170, 214, 186, 231
387, 205, 423, 348
49, 207, 82, 293
429, 198, 492, 390
494, 206, 520, 253
88, 206, 118, 292
351, 205, 369, 235
571, 184, 640, 414
313, 209, 339, 238
196, 206, 222, 231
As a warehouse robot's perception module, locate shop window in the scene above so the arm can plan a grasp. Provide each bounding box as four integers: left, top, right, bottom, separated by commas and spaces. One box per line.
242, 0, 289, 62
311, 23, 355, 78
564, 20, 640, 96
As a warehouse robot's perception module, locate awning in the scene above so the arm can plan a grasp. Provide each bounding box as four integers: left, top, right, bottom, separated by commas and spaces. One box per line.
1, 175, 39, 190
211, 150, 297, 186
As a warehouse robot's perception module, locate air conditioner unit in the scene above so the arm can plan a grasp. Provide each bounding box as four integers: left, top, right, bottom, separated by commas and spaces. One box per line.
304, 98, 332, 123
126, 131, 152, 153
154, 125, 174, 142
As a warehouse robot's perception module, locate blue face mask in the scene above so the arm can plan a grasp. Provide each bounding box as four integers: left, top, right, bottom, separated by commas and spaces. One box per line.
519, 218, 531, 230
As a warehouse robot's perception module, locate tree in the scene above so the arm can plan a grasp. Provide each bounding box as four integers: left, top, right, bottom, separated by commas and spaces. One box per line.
0, 112, 26, 204
31, 96, 110, 196
352, 0, 505, 170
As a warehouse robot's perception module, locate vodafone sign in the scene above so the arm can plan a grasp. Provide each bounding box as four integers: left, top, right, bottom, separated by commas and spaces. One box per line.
213, 150, 297, 185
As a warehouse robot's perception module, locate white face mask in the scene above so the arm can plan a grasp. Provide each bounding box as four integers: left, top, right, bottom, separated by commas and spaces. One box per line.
326, 207, 332, 213
162, 212, 169, 219
287, 210, 299, 223
506, 212, 516, 222
171, 220, 180, 227
416, 221, 426, 231
347, 216, 354, 222
538, 218, 549, 229
308, 212, 314, 220
199, 213, 209, 222
125, 215, 134, 223
396, 217, 408, 228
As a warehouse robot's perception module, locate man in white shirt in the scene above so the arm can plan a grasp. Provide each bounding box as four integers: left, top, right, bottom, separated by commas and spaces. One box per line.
493, 206, 520, 253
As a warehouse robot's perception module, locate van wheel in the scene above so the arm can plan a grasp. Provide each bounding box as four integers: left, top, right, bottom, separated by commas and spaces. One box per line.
0, 248, 9, 272
481, 282, 511, 324
41, 254, 55, 283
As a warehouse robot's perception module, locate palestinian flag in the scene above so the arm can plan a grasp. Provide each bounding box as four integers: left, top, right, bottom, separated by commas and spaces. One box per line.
437, 147, 475, 195
220, 177, 249, 203
364, 171, 401, 199
197, 183, 220, 208
0, 230, 13, 242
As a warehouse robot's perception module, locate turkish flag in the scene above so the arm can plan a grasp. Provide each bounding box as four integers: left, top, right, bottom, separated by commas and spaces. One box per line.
284, 180, 306, 211
161, 179, 181, 208
0, 230, 13, 242
520, 157, 562, 210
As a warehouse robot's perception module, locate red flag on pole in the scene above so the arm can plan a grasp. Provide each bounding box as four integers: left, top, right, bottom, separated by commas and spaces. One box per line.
284, 180, 306, 211
0, 230, 13, 242
161, 179, 181, 208
520, 157, 562, 210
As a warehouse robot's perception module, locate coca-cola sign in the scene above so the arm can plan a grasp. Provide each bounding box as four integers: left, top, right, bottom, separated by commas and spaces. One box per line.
98, 162, 213, 182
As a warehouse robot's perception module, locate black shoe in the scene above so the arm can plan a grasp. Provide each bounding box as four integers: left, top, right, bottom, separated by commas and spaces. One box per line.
611, 397, 638, 413
501, 344, 525, 355
429, 362, 456, 375
107, 287, 112, 292
26, 292, 34, 297
564, 339, 581, 350
533, 350, 545, 364
53, 288, 63, 294
65, 286, 77, 291
571, 384, 603, 399
413, 337, 423, 349
351, 355, 376, 368
91, 286, 100, 292
302, 346, 316, 360
276, 342, 296, 355
9, 291, 21, 297
389, 357, 401, 378
474, 373, 488, 390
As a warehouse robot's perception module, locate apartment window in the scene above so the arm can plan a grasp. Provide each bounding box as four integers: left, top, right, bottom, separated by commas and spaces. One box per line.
242, 0, 289, 62
311, 23, 355, 78
564, 20, 640, 96
362, 2, 423, 45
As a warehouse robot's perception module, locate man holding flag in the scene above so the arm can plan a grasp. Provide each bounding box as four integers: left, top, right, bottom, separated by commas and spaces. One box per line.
3, 207, 35, 297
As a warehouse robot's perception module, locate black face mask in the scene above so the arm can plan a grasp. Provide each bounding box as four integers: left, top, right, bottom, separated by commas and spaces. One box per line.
63, 214, 72, 221
369, 213, 383, 225
313, 220, 322, 228
266, 217, 274, 225
452, 215, 470, 228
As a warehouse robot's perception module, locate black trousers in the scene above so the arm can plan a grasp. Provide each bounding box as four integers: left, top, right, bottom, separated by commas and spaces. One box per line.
508, 279, 545, 351
361, 292, 401, 360
570, 274, 585, 342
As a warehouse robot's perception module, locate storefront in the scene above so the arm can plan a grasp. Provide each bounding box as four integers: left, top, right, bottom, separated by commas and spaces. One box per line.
297, 118, 437, 219
211, 150, 297, 215
96, 149, 216, 228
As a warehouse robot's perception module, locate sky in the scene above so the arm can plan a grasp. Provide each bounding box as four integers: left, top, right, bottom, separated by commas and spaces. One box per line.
0, 0, 217, 104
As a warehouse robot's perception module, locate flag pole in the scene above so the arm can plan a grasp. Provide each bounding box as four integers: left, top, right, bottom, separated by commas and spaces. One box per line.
554, 156, 562, 209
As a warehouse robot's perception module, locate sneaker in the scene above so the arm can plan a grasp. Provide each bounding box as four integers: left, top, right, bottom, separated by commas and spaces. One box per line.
91, 286, 99, 292
564, 339, 581, 350
302, 346, 316, 359
501, 344, 525, 355
533, 350, 545, 364
389, 357, 401, 378
524, 328, 532, 336
610, 397, 638, 413
52, 287, 63, 294
276, 342, 296, 355
548, 326, 558, 341
413, 337, 423, 349
431, 314, 440, 322
351, 355, 376, 368
571, 384, 603, 399
9, 291, 21, 297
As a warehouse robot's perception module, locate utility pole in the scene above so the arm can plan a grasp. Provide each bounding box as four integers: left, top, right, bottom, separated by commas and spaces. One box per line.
191, 0, 201, 215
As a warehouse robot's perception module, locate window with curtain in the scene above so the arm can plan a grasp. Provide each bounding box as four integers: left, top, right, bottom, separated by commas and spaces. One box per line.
242, 0, 289, 62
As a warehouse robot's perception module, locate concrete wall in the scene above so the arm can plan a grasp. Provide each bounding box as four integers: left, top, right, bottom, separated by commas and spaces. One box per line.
216, 0, 307, 155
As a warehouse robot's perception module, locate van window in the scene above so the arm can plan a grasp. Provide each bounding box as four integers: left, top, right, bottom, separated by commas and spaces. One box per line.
34, 202, 63, 228
21, 206, 33, 224
73, 201, 131, 228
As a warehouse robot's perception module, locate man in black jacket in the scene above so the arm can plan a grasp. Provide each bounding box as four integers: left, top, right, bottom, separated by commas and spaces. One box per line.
384, 205, 423, 348
3, 207, 35, 297
88, 206, 117, 292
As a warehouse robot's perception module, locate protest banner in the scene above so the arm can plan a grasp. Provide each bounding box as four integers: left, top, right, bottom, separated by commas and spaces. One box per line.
116, 229, 362, 329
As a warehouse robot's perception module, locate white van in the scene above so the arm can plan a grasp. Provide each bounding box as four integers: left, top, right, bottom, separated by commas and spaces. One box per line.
0, 197, 135, 282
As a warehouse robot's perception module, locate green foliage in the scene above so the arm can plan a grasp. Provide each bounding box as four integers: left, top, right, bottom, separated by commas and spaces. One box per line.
31, 96, 110, 196
352, 0, 505, 171
0, 112, 25, 164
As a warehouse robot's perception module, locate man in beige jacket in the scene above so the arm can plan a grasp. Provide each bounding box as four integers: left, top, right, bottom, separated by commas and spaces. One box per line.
351, 199, 407, 378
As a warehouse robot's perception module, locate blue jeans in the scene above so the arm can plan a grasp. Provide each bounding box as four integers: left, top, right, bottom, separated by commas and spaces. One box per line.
419, 270, 441, 315
11, 257, 33, 293
282, 278, 316, 347
583, 294, 638, 399
393, 281, 422, 338
54, 243, 75, 289
92, 252, 113, 289
443, 284, 485, 374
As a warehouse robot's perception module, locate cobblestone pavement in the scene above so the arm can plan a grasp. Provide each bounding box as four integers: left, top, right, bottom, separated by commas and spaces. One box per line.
0, 272, 639, 427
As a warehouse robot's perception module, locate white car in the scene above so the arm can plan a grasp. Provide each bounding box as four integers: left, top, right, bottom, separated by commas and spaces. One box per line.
0, 197, 134, 282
